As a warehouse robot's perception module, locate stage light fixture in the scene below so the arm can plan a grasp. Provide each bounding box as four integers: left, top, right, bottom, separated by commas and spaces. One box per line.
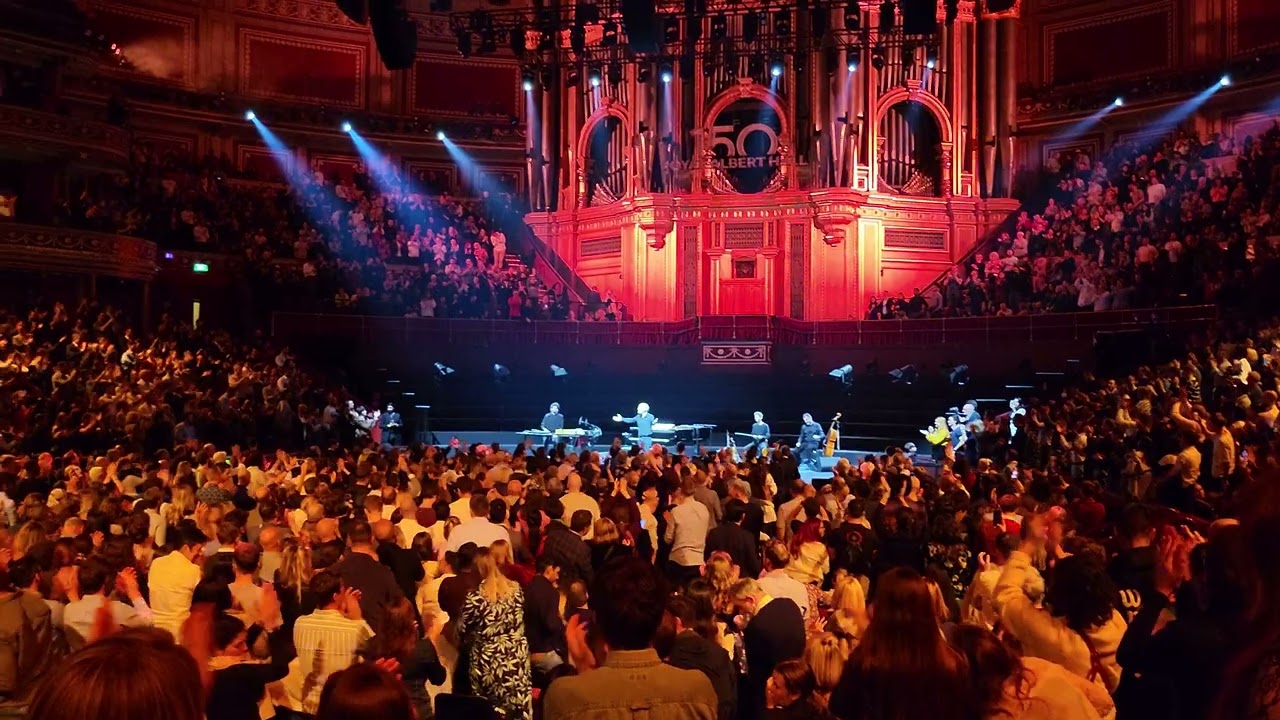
521, 67, 535, 91
844, 1, 860, 30
492, 363, 511, 381
925, 46, 938, 69
948, 364, 970, 387
770, 59, 784, 77
1113, 97, 1124, 107
847, 60, 858, 72
588, 67, 601, 87
662, 17, 681, 44
1219, 74, 1231, 86
638, 65, 651, 82
601, 21, 619, 46
608, 62, 623, 84
773, 9, 791, 36
341, 121, 353, 133
522, 78, 533, 91
871, 45, 886, 70
660, 62, 673, 82
551, 364, 569, 378
711, 14, 727, 40
245, 110, 256, 121
435, 130, 446, 140
433, 362, 455, 377
828, 364, 854, 383
566, 67, 581, 86
889, 364, 918, 385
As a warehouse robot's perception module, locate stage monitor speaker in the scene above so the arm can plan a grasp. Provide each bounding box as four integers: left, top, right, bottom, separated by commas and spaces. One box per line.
622, 0, 661, 54
370, 1, 418, 70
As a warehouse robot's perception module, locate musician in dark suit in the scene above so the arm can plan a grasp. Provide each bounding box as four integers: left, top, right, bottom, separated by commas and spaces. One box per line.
797, 412, 823, 470
613, 402, 655, 450
540, 402, 565, 451
379, 403, 403, 446
748, 411, 771, 454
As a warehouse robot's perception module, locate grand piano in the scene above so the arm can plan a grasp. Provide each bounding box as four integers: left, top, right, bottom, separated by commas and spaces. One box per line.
622, 422, 717, 447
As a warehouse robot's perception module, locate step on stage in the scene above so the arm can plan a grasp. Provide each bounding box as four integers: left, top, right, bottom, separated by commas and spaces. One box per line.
414, 430, 936, 484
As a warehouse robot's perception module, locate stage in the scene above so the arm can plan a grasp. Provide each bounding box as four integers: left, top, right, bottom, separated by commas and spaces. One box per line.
409, 429, 936, 483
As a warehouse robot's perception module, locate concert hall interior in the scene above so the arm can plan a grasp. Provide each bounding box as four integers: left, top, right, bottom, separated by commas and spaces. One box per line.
7, 0, 1280, 715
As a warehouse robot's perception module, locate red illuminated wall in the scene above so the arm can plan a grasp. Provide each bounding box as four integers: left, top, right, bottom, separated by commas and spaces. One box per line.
239, 29, 365, 107
1043, 5, 1173, 86
410, 57, 519, 117
1231, 0, 1280, 55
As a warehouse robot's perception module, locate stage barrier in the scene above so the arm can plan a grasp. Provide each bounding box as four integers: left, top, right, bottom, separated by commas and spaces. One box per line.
272, 306, 1216, 347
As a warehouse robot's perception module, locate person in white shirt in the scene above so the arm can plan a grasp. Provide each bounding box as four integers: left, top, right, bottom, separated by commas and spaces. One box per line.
445, 494, 509, 555
449, 479, 476, 524
559, 473, 601, 540
756, 540, 810, 615
294, 571, 375, 715
63, 558, 153, 643
148, 525, 207, 641
664, 478, 711, 583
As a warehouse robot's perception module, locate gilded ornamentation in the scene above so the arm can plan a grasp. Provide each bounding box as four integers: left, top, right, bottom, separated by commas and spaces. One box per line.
0, 223, 158, 280
235, 0, 362, 28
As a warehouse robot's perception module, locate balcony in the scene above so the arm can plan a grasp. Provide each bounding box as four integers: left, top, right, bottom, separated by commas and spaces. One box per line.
0, 223, 158, 280
0, 105, 131, 167
272, 305, 1216, 348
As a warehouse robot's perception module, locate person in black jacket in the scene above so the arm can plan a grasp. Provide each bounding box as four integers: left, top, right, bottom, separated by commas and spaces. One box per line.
539, 498, 593, 585
206, 608, 295, 720
706, 500, 762, 579
373, 519, 425, 616
730, 578, 806, 720
660, 592, 737, 720
332, 519, 405, 634
525, 555, 568, 673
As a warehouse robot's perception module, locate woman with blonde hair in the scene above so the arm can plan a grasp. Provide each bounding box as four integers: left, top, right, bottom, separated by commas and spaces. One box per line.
703, 551, 740, 617
274, 537, 315, 632
589, 516, 631, 569
10, 522, 44, 561
804, 633, 848, 710
825, 575, 868, 653
458, 545, 531, 720
164, 485, 196, 528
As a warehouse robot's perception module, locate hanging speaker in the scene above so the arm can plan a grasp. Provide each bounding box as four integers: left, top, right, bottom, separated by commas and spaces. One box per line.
621, 0, 661, 54
369, 0, 417, 70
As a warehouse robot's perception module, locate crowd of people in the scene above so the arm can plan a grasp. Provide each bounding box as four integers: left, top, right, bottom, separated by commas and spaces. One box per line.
48, 144, 614, 321
868, 119, 1280, 319
2, 265, 1280, 720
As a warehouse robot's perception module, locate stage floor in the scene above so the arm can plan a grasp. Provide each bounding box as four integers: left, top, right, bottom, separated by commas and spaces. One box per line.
416, 429, 933, 483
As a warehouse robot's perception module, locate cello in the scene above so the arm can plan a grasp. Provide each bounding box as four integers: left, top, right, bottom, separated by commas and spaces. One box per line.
824, 413, 842, 457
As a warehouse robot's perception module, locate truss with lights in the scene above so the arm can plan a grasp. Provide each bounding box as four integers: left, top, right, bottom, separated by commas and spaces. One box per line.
449, 0, 951, 70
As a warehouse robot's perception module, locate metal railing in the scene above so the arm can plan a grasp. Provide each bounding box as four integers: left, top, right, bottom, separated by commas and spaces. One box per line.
272, 305, 1216, 347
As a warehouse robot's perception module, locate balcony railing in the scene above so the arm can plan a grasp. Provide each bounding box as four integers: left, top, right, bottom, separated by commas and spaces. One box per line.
0, 223, 158, 280
0, 105, 131, 166
272, 305, 1216, 347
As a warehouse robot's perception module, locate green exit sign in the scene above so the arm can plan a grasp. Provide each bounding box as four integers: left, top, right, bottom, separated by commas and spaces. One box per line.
192, 262, 210, 273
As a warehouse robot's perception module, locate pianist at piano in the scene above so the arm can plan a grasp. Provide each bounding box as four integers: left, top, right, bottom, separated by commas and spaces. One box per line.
540, 402, 565, 449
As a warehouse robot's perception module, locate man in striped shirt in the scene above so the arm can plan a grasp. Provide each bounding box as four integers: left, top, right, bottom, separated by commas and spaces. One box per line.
294, 570, 374, 715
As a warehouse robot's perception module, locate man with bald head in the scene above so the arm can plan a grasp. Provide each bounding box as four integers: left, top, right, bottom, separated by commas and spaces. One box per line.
373, 519, 424, 609
257, 524, 285, 583
560, 472, 600, 540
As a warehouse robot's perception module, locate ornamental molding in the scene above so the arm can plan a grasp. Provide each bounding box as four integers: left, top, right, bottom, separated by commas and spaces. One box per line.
0, 224, 158, 280
701, 342, 772, 366
0, 105, 130, 163
234, 0, 363, 29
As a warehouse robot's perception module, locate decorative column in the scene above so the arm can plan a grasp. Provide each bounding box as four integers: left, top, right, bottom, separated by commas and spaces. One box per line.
980, 18, 998, 197
997, 17, 1018, 196
859, 0, 881, 193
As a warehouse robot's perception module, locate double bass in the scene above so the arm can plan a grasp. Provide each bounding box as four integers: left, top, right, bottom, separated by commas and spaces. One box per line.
824, 413, 842, 457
